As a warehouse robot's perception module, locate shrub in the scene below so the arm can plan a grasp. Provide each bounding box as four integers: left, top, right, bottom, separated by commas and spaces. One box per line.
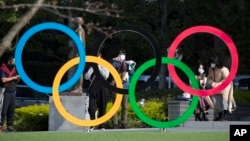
12, 89, 250, 131
105, 97, 168, 128
14, 104, 49, 131
140, 100, 168, 121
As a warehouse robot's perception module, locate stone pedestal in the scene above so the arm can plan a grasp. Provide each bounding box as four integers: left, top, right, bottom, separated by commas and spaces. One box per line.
168, 100, 215, 123
49, 92, 89, 131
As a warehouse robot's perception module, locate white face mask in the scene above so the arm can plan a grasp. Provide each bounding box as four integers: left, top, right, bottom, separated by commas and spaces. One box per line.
120, 54, 126, 61
211, 63, 216, 68
198, 68, 204, 74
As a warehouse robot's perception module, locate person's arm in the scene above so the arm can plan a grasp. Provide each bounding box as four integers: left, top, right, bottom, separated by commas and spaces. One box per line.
220, 67, 230, 82
14, 75, 20, 83
208, 67, 229, 88
110, 59, 120, 70
210, 67, 230, 87
0, 71, 19, 83
84, 67, 93, 80
15, 70, 20, 83
98, 65, 109, 80
206, 68, 214, 86
200, 76, 207, 89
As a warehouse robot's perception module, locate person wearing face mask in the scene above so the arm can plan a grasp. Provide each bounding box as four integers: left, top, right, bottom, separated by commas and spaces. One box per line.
109, 48, 135, 129
193, 63, 213, 121
207, 56, 236, 121
0, 54, 20, 132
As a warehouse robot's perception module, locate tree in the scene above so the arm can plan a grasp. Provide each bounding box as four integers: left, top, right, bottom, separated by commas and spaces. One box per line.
0, 0, 44, 57
0, 0, 122, 57
0, 0, 123, 86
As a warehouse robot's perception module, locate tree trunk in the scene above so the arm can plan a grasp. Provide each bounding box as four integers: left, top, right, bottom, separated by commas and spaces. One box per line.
159, 0, 168, 89
0, 0, 44, 57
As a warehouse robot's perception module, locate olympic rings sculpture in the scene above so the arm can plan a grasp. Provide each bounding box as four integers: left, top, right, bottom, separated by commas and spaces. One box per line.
14, 22, 238, 128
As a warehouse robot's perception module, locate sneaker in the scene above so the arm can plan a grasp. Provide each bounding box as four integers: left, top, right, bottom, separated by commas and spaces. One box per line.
0, 125, 2, 132
7, 126, 16, 132
89, 126, 94, 131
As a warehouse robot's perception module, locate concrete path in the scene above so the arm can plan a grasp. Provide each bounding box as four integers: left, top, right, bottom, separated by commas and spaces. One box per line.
87, 121, 250, 133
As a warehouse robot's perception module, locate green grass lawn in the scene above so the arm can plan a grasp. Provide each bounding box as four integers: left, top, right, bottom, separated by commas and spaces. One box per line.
0, 131, 229, 141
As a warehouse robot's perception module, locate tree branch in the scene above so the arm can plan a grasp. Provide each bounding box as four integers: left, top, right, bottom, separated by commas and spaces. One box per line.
0, 2, 123, 18
0, 0, 44, 57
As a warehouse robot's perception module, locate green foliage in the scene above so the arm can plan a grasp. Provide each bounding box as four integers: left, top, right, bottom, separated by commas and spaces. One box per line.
14, 104, 49, 131
140, 100, 167, 121
5, 13, 18, 23
136, 88, 182, 101
11, 89, 250, 131
106, 100, 167, 128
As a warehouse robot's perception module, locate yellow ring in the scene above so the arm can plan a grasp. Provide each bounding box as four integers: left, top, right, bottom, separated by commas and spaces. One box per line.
52, 56, 123, 126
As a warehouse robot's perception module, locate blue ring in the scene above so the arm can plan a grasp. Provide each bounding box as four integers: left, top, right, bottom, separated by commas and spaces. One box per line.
14, 22, 86, 94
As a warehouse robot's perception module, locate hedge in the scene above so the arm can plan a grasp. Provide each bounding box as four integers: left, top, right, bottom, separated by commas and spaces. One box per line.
13, 89, 250, 131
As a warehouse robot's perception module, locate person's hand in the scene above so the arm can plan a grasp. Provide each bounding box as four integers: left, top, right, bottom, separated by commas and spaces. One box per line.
212, 82, 221, 88
13, 75, 20, 80
200, 82, 205, 88
113, 57, 120, 61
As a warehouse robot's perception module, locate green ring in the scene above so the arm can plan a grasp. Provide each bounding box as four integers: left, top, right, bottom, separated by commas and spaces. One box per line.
129, 57, 199, 128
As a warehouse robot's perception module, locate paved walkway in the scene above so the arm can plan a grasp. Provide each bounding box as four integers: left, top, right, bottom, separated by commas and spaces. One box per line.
86, 121, 250, 133
2, 121, 248, 133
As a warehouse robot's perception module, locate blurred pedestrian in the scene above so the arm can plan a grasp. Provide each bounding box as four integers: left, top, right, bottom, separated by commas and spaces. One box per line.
110, 48, 136, 129
207, 55, 236, 121
0, 54, 20, 132
194, 63, 213, 121
84, 53, 109, 130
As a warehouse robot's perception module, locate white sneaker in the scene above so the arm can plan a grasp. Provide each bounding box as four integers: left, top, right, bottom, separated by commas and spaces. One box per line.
89, 127, 94, 131
100, 128, 105, 131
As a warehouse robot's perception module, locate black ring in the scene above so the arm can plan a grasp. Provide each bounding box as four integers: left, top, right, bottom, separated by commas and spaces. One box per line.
92, 24, 161, 94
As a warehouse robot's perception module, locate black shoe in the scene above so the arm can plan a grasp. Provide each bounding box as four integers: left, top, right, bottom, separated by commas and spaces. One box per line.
223, 110, 229, 121
202, 112, 209, 121
195, 113, 203, 121
213, 112, 224, 121
7, 126, 16, 132
213, 117, 227, 121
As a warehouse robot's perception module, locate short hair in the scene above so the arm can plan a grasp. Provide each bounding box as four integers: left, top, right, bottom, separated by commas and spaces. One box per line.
1, 53, 14, 64
118, 48, 126, 55
209, 55, 223, 68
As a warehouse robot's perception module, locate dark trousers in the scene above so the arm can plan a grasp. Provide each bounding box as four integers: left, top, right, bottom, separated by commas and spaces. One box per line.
0, 92, 15, 126
88, 86, 108, 128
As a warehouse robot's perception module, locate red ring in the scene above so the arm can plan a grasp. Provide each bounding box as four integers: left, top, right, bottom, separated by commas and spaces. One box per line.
167, 25, 238, 96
